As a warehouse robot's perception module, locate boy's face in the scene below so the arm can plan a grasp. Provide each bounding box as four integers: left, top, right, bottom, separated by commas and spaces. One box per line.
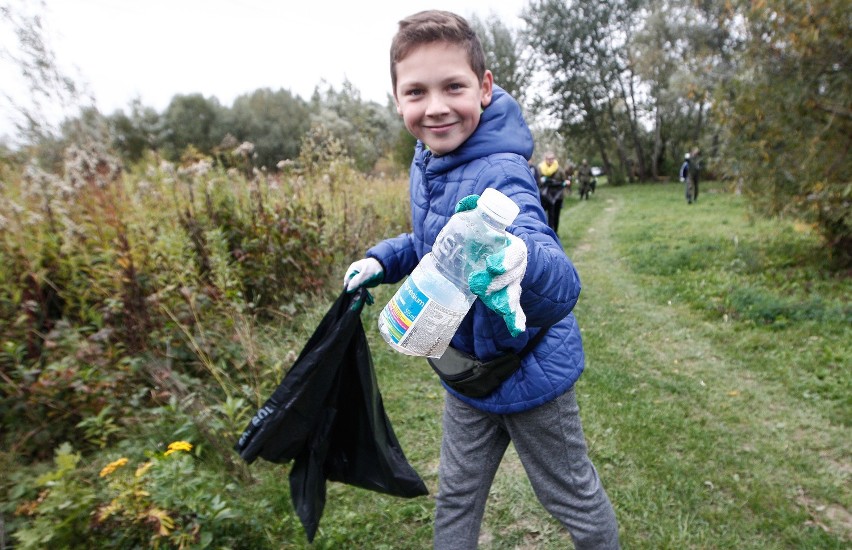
394, 42, 493, 156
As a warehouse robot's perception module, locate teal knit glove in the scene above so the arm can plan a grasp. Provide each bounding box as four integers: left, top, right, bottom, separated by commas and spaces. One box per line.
468, 233, 528, 336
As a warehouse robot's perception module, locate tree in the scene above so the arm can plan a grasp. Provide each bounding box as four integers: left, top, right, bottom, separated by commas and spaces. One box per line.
718, 0, 851, 266
161, 94, 224, 161
632, 2, 684, 178
107, 98, 166, 164
676, 0, 742, 173
309, 81, 402, 173
225, 88, 311, 169
469, 13, 531, 105
524, 0, 644, 184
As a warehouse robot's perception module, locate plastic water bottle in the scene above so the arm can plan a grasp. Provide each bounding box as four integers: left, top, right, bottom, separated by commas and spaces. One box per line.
378, 188, 520, 358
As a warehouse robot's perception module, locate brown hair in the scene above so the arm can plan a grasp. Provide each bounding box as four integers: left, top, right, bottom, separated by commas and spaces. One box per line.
390, 10, 486, 93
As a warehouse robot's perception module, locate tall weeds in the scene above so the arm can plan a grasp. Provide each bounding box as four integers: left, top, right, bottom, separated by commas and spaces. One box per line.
0, 136, 410, 461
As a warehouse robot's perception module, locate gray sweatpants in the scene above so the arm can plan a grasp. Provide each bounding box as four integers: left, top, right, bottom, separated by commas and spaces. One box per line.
434, 389, 619, 549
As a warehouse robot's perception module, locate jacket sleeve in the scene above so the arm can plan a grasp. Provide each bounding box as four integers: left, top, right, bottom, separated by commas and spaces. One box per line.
474, 157, 581, 328
366, 233, 419, 285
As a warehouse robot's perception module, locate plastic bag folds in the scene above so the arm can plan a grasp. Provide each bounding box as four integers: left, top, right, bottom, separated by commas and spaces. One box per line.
234, 289, 428, 541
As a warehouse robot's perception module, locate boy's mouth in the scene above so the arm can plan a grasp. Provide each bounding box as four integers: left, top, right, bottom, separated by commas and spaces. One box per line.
426, 122, 457, 133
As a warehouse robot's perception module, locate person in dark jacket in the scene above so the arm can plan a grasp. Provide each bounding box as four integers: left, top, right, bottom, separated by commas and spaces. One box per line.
578, 158, 593, 200
537, 151, 568, 233
343, 10, 619, 550
680, 152, 692, 203
690, 148, 701, 202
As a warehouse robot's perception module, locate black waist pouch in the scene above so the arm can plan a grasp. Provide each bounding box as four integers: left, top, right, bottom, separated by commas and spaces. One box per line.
427, 324, 552, 398
428, 348, 522, 398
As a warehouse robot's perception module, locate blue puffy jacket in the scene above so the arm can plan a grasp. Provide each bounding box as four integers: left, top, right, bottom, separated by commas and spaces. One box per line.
367, 86, 584, 414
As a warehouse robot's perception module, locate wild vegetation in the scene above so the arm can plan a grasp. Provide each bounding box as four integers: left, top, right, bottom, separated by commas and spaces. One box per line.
0, 0, 849, 547
0, 140, 408, 547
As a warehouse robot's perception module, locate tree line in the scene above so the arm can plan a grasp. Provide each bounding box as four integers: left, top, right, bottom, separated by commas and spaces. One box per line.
483, 0, 849, 266
2, 0, 849, 265
6, 83, 407, 176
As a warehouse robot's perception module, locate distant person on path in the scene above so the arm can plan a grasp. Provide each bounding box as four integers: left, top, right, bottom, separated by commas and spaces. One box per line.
537, 151, 567, 233
578, 159, 593, 200
680, 153, 694, 204
690, 148, 701, 202
343, 10, 619, 549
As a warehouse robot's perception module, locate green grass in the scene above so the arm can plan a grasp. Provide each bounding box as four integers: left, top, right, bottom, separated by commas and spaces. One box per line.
283, 180, 849, 548
555, 180, 850, 549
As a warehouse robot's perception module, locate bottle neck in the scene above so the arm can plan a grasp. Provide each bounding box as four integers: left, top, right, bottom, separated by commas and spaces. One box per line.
476, 206, 509, 232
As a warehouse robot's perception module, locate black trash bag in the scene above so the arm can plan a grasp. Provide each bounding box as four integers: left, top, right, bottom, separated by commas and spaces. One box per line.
234, 289, 428, 541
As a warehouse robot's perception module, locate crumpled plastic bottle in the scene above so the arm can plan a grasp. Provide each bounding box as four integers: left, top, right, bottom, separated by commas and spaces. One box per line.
378, 188, 520, 358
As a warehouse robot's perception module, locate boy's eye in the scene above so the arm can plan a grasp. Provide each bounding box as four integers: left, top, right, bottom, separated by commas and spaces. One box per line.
448, 83, 464, 91
405, 88, 424, 97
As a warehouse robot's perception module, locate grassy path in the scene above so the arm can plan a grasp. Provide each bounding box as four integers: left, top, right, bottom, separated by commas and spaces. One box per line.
561, 186, 849, 549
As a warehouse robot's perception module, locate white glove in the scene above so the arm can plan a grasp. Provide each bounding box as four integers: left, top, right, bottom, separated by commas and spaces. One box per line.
468, 234, 528, 336
343, 258, 384, 292
680, 177, 685, 182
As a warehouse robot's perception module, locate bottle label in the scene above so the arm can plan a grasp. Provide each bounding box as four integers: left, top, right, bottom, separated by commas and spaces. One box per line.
381, 277, 465, 357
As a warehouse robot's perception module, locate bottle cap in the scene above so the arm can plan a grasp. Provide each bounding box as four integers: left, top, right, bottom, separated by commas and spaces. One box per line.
479, 188, 520, 227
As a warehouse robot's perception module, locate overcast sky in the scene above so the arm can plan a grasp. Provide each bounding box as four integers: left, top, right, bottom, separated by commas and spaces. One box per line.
0, 0, 529, 141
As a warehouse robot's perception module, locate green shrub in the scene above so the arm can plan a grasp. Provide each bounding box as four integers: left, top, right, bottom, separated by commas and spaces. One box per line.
0, 321, 142, 459
726, 286, 851, 325
9, 443, 96, 549
7, 440, 258, 549
0, 139, 409, 456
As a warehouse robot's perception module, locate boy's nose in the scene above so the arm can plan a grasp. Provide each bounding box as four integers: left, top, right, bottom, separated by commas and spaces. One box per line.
425, 94, 450, 117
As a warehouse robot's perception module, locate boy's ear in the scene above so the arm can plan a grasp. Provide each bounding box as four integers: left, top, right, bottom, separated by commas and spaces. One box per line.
393, 93, 402, 115
480, 70, 494, 108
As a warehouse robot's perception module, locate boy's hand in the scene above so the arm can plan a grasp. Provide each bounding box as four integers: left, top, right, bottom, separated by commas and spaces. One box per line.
454, 193, 527, 335
344, 258, 384, 292
468, 234, 527, 337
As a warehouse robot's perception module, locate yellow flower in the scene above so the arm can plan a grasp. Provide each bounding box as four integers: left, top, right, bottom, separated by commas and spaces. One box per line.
99, 457, 129, 477
164, 440, 193, 456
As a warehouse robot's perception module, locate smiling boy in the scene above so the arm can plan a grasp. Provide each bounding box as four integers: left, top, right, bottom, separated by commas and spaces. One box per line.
393, 40, 493, 155
344, 10, 619, 549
